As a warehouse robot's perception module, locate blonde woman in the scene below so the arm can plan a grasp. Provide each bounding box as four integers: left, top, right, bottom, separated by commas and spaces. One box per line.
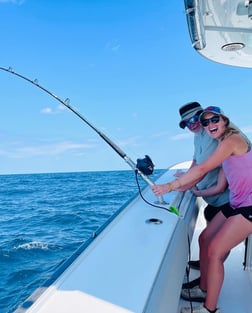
152, 106, 252, 313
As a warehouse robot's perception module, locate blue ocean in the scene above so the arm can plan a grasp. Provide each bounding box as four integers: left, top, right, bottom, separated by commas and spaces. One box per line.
0, 169, 164, 313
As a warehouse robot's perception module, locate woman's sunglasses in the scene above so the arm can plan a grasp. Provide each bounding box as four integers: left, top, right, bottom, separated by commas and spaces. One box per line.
201, 115, 220, 127
185, 115, 200, 127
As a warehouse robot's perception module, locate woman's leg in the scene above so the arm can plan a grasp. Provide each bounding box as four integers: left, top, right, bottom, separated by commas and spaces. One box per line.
198, 212, 227, 290
205, 215, 252, 310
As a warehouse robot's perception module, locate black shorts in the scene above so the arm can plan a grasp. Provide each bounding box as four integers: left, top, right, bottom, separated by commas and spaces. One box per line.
222, 205, 252, 222
220, 204, 235, 219
204, 202, 231, 222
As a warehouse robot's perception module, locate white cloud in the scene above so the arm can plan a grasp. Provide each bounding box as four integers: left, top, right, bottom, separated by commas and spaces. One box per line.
111, 44, 120, 52
241, 125, 252, 134
41, 107, 52, 114
0, 0, 25, 4
117, 135, 141, 147
40, 104, 66, 114
57, 104, 66, 111
149, 130, 192, 141
151, 131, 170, 138
0, 141, 96, 158
171, 133, 193, 141
105, 40, 121, 52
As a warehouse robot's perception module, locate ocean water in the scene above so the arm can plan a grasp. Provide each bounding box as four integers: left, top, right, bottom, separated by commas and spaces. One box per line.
0, 169, 164, 313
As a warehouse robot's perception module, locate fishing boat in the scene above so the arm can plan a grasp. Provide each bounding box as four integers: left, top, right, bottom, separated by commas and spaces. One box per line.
14, 161, 200, 313
12, 1, 252, 312
184, 0, 252, 68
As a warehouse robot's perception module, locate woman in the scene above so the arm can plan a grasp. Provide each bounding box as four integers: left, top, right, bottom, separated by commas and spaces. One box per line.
152, 106, 252, 313
177, 102, 230, 224
176, 102, 230, 289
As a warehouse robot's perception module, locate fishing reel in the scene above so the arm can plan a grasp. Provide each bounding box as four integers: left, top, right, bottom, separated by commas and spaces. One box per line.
136, 155, 154, 176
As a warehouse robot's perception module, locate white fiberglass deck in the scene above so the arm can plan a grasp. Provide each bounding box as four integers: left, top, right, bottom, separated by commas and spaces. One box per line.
179, 207, 252, 313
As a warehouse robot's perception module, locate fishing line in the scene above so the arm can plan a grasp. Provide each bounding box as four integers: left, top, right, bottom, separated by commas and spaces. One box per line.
134, 171, 179, 215
0, 66, 179, 214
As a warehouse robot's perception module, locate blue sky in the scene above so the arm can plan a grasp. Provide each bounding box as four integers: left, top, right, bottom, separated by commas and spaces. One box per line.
0, 0, 252, 175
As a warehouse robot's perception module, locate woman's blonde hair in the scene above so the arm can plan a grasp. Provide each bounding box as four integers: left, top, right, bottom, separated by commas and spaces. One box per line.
219, 115, 239, 141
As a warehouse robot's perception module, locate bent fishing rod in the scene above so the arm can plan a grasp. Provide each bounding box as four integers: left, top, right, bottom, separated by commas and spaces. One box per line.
0, 66, 178, 213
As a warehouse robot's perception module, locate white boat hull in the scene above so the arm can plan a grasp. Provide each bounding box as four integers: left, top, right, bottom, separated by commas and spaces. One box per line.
15, 164, 199, 313
184, 0, 252, 68
15, 163, 252, 313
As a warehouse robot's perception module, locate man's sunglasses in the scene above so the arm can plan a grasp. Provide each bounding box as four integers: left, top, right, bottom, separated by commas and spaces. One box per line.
201, 115, 220, 127
185, 115, 200, 127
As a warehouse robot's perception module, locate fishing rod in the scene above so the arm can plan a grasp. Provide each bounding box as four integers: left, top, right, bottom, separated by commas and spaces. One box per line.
0, 66, 177, 210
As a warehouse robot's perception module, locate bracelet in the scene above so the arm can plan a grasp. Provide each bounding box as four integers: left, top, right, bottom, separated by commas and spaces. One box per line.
167, 182, 173, 192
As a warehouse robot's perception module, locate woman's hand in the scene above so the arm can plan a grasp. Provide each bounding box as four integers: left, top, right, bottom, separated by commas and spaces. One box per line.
151, 183, 172, 196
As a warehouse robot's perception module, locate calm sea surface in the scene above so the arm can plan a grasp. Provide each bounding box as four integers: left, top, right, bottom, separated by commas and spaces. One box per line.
0, 169, 164, 313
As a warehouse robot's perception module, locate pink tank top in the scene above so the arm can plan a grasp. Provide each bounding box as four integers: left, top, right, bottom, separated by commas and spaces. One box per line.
223, 147, 252, 208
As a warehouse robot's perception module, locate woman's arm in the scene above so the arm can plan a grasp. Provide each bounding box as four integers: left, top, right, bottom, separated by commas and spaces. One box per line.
174, 160, 201, 191
152, 137, 234, 196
